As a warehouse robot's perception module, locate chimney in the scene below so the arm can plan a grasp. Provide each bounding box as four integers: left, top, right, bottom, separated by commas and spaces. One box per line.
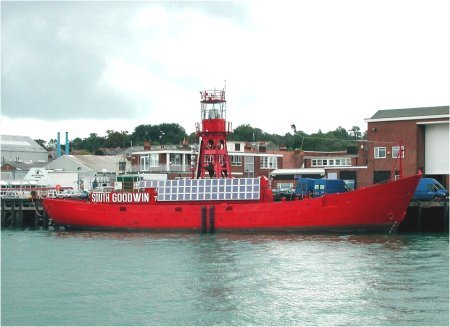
65, 132, 69, 155
144, 141, 151, 151
57, 132, 61, 158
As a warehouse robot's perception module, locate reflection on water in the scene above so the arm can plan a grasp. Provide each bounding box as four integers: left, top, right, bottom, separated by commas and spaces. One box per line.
1, 230, 448, 326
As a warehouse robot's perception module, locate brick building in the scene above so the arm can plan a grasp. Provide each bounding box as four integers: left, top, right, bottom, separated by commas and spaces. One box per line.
129, 105, 449, 191
130, 141, 283, 180
364, 105, 449, 188
269, 148, 368, 190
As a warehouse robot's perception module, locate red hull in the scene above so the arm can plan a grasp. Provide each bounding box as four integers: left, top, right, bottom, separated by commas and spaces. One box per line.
43, 174, 420, 233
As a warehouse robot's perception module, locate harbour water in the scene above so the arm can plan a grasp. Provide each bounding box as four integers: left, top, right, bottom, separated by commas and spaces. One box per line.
1, 230, 448, 326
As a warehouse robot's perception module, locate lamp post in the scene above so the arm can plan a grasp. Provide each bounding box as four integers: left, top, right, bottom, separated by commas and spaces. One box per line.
120, 130, 128, 174
77, 167, 81, 190
102, 168, 107, 187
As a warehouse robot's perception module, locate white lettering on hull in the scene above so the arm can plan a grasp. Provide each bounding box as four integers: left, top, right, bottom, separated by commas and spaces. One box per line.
91, 192, 150, 203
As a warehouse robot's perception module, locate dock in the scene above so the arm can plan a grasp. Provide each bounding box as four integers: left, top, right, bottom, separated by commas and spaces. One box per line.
398, 200, 449, 233
1, 198, 50, 230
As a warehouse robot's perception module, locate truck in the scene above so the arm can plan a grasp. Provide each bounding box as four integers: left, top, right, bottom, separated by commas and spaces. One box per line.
313, 179, 350, 197
413, 178, 448, 201
294, 178, 316, 198
294, 178, 349, 198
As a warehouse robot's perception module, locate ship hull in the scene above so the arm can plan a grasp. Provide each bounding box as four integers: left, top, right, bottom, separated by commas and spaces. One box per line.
42, 174, 421, 233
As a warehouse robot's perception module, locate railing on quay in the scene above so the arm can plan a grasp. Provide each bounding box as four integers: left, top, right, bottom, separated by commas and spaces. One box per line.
131, 164, 191, 173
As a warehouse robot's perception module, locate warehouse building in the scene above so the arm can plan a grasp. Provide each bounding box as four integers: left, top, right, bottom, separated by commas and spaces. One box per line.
364, 105, 449, 188
1, 135, 48, 163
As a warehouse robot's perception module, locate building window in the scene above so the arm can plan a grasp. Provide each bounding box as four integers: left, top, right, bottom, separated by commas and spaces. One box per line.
235, 143, 241, 151
170, 153, 182, 165
311, 158, 351, 167
392, 146, 405, 158
277, 183, 293, 189
260, 156, 278, 169
374, 147, 386, 159
230, 155, 242, 166
149, 153, 159, 167
140, 155, 149, 171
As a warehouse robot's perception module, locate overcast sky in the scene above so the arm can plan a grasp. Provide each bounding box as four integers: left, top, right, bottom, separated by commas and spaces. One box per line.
1, 0, 449, 142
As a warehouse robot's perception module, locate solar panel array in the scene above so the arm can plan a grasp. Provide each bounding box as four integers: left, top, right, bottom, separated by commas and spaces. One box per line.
138, 178, 260, 202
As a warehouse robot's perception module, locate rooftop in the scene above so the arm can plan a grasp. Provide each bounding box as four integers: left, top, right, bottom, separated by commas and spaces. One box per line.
0, 135, 47, 153
367, 106, 449, 121
46, 155, 126, 173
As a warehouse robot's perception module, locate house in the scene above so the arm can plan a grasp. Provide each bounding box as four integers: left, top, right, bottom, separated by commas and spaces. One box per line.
269, 148, 367, 190
130, 141, 283, 180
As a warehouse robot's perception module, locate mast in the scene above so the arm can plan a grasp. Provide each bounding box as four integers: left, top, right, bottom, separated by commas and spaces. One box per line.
195, 89, 232, 179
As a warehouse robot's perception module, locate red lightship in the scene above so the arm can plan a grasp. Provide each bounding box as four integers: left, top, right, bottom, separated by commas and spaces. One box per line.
43, 89, 420, 233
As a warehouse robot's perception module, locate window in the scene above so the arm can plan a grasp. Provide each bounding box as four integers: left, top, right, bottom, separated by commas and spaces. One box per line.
170, 153, 182, 165
260, 156, 278, 169
235, 143, 241, 151
230, 155, 242, 166
149, 153, 159, 167
277, 183, 293, 189
392, 146, 405, 158
140, 155, 149, 171
374, 147, 386, 159
311, 158, 351, 167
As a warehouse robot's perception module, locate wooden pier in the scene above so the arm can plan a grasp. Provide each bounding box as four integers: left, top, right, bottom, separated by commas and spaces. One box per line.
1, 198, 50, 230
399, 200, 449, 233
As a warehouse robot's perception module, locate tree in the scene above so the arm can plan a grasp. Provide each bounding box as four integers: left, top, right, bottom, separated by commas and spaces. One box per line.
158, 123, 187, 145
348, 126, 362, 143
104, 130, 129, 148
34, 139, 47, 149
229, 124, 256, 142
84, 133, 105, 153
290, 124, 296, 134
132, 123, 187, 145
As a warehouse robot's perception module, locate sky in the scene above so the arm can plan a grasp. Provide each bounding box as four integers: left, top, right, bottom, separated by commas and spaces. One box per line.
1, 0, 449, 143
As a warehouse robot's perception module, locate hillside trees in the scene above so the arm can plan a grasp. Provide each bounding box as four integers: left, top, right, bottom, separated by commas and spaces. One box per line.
56, 122, 364, 154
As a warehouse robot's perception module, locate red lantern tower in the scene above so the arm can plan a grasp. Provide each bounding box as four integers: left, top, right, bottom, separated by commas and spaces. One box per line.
195, 89, 232, 179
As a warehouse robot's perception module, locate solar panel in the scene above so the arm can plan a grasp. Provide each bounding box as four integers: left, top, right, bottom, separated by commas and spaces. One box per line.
153, 178, 261, 202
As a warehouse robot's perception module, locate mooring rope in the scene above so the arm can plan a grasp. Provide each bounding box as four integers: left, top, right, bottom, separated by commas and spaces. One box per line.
30, 197, 43, 217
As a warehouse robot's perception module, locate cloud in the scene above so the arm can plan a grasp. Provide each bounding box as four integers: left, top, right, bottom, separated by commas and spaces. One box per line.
1, 1, 250, 123
1, 0, 449, 142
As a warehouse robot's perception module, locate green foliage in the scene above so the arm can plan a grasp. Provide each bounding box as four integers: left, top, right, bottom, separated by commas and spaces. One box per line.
49, 122, 365, 154
64, 123, 188, 154
132, 123, 187, 145
34, 139, 47, 149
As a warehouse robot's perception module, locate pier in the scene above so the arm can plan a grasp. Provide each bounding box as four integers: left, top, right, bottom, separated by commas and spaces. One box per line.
1, 198, 50, 230
398, 200, 449, 233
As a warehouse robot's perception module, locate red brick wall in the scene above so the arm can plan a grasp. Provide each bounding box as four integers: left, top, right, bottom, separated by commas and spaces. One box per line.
367, 117, 448, 180
367, 120, 418, 178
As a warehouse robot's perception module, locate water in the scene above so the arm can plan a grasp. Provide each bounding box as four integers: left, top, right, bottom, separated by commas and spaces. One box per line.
1, 230, 448, 326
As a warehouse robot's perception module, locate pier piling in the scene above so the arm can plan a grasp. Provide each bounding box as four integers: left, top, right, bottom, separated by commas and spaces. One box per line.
1, 200, 5, 228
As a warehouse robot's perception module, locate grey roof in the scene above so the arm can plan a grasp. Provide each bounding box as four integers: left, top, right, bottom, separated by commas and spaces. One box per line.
370, 106, 449, 120
1, 161, 48, 171
0, 135, 47, 153
46, 155, 126, 173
